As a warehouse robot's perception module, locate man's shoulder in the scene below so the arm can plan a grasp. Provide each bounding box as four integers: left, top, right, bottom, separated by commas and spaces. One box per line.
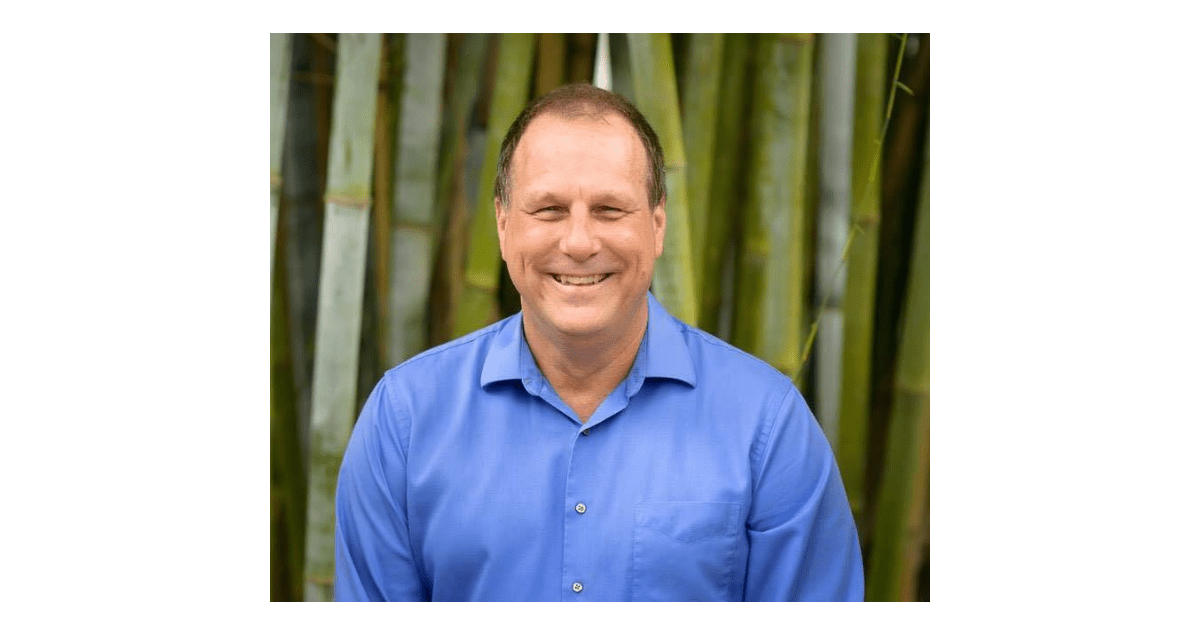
381, 315, 515, 388
671, 319, 797, 396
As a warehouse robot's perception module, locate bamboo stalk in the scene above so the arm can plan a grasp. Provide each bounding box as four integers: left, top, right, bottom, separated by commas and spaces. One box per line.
270, 226, 302, 600
627, 33, 697, 326
567, 33, 597, 83
607, 34, 634, 101
454, 33, 535, 339
814, 33, 857, 447
865, 131, 929, 602
681, 33, 724, 292
386, 33, 446, 366
700, 33, 751, 337
798, 34, 823, 398
373, 34, 401, 370
303, 33, 382, 603
592, 33, 612, 90
535, 33, 565, 96
429, 34, 489, 346
270, 33, 293, 279
836, 32, 888, 524
732, 33, 814, 380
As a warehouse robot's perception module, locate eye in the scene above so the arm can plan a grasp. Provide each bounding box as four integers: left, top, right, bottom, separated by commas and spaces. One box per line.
532, 206, 565, 218
596, 206, 625, 219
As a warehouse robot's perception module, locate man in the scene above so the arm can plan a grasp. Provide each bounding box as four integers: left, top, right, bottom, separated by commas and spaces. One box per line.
334, 83, 863, 601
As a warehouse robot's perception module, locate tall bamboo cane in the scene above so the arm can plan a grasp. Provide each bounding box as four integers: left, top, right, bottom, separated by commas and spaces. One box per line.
814, 33, 857, 447
836, 32, 887, 523
454, 33, 535, 339
303, 33, 382, 602
429, 34, 489, 346
681, 33, 724, 292
535, 33, 565, 96
700, 33, 751, 337
865, 131, 929, 601
270, 33, 293, 279
607, 33, 634, 102
387, 33, 446, 366
732, 33, 814, 380
627, 33, 697, 326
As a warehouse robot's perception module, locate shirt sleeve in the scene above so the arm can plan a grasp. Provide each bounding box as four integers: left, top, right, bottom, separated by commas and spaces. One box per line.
333, 378, 429, 601
743, 384, 864, 601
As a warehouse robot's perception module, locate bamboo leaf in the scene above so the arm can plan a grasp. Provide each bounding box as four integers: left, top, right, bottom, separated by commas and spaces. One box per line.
896, 81, 913, 96
454, 33, 535, 339
627, 33, 697, 326
303, 33, 382, 603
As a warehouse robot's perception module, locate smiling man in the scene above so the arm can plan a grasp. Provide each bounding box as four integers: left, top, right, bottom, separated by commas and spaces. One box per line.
333, 84, 864, 601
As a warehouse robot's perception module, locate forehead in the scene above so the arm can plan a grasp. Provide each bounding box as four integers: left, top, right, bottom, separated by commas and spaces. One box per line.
511, 113, 647, 196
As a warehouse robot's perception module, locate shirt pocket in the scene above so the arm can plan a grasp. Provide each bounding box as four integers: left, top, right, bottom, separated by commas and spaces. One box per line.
631, 501, 742, 601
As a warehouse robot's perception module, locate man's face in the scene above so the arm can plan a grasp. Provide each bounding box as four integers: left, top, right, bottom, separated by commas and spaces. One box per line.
496, 113, 665, 342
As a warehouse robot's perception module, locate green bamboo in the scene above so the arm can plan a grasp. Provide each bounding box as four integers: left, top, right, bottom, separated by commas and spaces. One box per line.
732, 33, 814, 380
387, 33, 446, 366
866, 132, 929, 602
303, 33, 382, 602
700, 33, 751, 337
535, 33, 565, 96
270, 230, 301, 600
813, 33, 857, 447
430, 34, 489, 346
373, 35, 401, 370
567, 33, 597, 83
681, 33, 724, 292
835, 32, 887, 524
627, 33, 697, 326
270, 33, 293, 279
454, 33, 535, 339
607, 33, 634, 102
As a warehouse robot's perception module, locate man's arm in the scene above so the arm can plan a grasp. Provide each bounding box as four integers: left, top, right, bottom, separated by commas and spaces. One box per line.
333, 379, 428, 601
743, 385, 864, 601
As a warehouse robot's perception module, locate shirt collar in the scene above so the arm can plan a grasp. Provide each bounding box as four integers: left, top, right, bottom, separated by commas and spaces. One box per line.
479, 291, 697, 389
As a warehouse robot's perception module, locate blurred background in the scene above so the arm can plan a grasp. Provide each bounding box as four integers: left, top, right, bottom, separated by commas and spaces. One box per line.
270, 32, 929, 602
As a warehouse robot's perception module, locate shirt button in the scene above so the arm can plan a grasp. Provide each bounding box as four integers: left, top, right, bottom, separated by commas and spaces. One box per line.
575, 502, 586, 514
572, 582, 583, 593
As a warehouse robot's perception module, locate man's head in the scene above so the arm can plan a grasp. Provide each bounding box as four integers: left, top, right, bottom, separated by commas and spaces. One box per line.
494, 84, 667, 343
494, 83, 666, 212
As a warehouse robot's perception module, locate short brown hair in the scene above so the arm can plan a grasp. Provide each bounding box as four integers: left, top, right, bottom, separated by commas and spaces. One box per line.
493, 83, 666, 210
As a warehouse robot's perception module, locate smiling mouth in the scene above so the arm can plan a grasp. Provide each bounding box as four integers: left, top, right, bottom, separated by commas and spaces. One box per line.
551, 273, 612, 286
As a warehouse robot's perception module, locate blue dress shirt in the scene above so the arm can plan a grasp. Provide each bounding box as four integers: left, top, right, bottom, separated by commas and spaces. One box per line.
334, 292, 863, 601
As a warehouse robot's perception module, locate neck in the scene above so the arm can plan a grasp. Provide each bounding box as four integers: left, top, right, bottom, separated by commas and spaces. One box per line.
522, 300, 648, 412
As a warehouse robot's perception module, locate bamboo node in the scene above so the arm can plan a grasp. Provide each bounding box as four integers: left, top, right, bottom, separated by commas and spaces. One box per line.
325, 195, 372, 210
855, 213, 880, 229
305, 574, 334, 586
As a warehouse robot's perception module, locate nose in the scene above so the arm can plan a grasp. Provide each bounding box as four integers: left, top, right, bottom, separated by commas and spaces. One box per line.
559, 207, 601, 261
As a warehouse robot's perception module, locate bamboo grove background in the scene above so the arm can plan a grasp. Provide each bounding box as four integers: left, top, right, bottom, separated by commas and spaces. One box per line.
270, 33, 930, 602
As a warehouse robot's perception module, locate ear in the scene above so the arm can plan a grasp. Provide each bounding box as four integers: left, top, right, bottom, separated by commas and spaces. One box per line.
652, 201, 666, 258
495, 197, 508, 260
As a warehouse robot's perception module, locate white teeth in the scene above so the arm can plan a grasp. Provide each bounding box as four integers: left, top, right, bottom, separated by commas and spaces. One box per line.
553, 274, 608, 286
